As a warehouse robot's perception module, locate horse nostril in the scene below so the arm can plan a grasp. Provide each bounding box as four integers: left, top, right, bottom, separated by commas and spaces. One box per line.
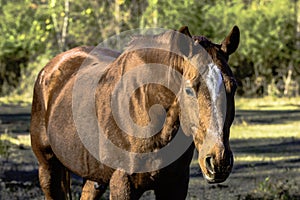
205, 156, 215, 174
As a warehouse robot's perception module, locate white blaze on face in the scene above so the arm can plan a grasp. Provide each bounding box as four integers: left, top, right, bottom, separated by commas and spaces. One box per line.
205, 63, 226, 136
206, 63, 223, 102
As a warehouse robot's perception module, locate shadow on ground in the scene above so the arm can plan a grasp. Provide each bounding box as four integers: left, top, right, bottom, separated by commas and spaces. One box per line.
0, 105, 300, 199
235, 109, 300, 125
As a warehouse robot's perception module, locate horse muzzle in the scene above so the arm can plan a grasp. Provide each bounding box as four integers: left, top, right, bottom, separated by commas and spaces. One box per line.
199, 150, 234, 184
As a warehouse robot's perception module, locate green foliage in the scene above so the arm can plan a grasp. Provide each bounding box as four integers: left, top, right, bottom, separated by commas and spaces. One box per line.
0, 0, 299, 100
146, 0, 299, 97
140, 0, 196, 29
0, 0, 53, 96
181, 0, 299, 97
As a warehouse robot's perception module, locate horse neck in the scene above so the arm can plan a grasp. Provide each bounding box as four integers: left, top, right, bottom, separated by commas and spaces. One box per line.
114, 49, 186, 142
101, 48, 199, 146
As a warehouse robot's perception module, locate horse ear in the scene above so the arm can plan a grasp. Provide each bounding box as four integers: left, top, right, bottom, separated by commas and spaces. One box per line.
178, 26, 192, 38
176, 26, 193, 57
221, 26, 240, 56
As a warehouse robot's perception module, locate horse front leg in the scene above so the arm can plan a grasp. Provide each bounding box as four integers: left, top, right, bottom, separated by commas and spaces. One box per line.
80, 180, 107, 200
109, 170, 143, 200
38, 157, 70, 200
31, 121, 71, 199
154, 171, 190, 200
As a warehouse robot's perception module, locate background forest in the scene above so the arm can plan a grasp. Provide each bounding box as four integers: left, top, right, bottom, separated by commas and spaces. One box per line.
0, 0, 300, 102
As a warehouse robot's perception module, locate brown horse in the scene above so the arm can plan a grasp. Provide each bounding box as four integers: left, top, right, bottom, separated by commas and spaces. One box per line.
30, 26, 239, 199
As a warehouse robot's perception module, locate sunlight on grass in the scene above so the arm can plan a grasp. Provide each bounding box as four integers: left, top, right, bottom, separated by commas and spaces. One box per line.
235, 97, 300, 110
229, 97, 300, 165
230, 115, 299, 164
234, 155, 300, 163
190, 154, 300, 166
233, 97, 300, 139
0, 133, 31, 147
231, 122, 300, 139
0, 96, 32, 106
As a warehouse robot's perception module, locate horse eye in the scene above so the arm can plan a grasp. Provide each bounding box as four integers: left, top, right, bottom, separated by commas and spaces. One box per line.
185, 87, 195, 96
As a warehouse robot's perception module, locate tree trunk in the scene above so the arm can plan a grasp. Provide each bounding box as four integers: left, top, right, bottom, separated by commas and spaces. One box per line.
283, 63, 293, 97
50, 0, 69, 52
61, 0, 69, 51
115, 1, 121, 36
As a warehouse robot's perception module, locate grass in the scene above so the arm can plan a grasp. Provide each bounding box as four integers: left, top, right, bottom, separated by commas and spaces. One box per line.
0, 96, 32, 106
231, 122, 300, 139
233, 96, 300, 139
0, 132, 31, 159
231, 97, 300, 139
230, 96, 300, 165
0, 133, 31, 147
235, 96, 300, 110
234, 155, 300, 163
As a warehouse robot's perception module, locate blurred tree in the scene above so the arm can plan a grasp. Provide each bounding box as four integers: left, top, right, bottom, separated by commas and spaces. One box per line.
0, 0, 51, 96
49, 0, 70, 51
185, 0, 299, 97
66, 0, 146, 46
0, 0, 299, 98
140, 0, 196, 29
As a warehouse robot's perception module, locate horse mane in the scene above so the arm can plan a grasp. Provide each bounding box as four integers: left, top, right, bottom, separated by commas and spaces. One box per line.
105, 30, 192, 91
112, 30, 203, 84
126, 30, 176, 52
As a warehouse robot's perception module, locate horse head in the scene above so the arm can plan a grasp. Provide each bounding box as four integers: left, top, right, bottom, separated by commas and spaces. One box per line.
178, 26, 239, 183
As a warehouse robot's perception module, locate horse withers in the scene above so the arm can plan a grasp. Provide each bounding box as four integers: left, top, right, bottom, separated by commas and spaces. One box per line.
30, 26, 239, 199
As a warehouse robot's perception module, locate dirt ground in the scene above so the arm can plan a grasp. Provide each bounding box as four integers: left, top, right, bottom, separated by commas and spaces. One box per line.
0, 104, 300, 200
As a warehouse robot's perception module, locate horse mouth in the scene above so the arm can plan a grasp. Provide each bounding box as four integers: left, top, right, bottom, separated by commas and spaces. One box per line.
203, 172, 230, 184
200, 158, 233, 184
199, 152, 234, 184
